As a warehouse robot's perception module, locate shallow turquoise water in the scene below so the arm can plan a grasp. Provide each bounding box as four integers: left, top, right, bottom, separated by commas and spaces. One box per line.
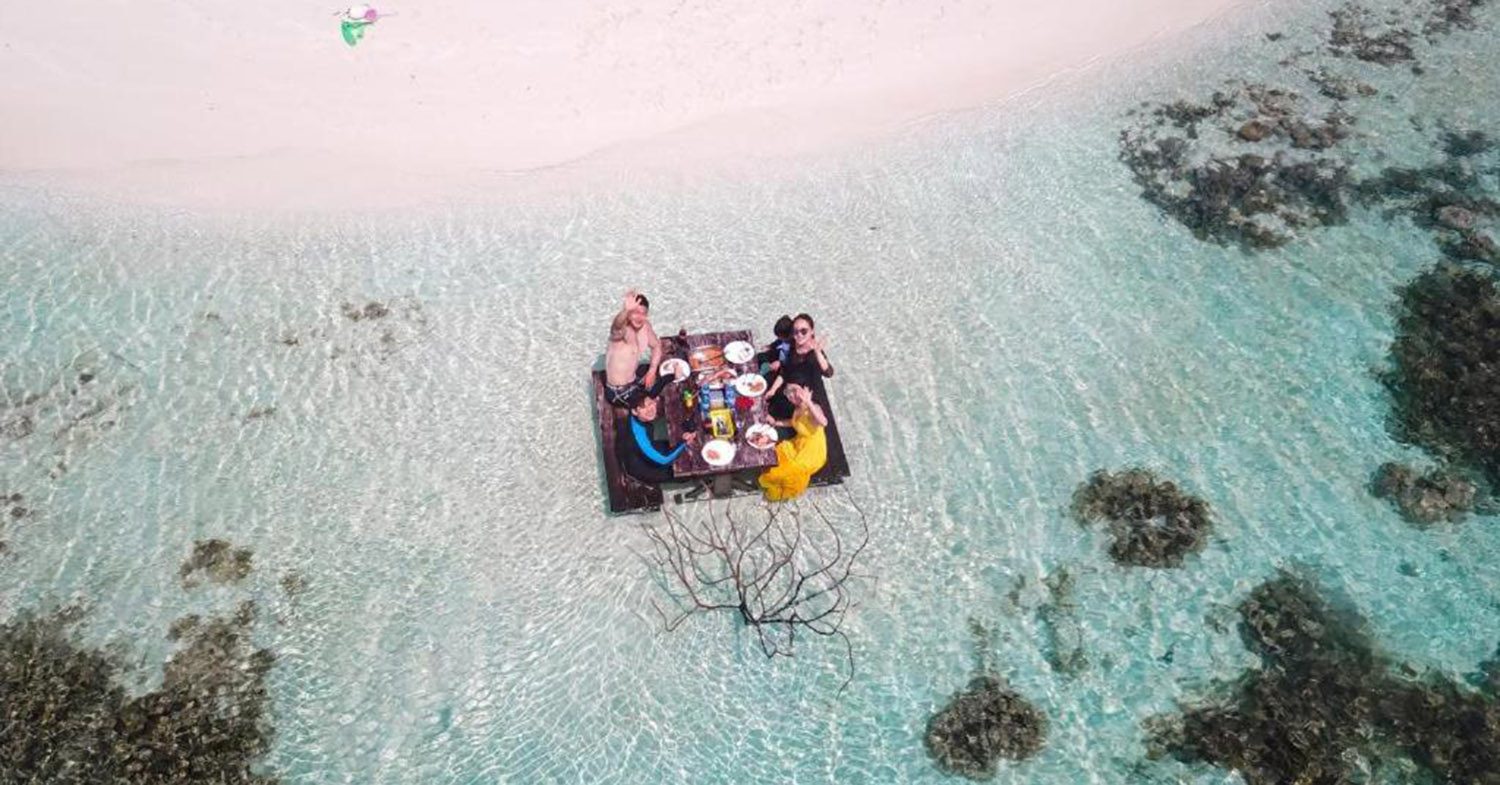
3, 0, 1499, 781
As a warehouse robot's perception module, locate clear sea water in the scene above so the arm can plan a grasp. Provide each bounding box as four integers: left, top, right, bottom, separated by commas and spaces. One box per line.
3, 0, 1498, 782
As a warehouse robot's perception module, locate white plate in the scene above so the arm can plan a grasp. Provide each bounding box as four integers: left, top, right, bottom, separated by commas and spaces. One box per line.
733, 373, 768, 398
723, 340, 755, 365
701, 439, 736, 467
659, 358, 690, 382
744, 423, 779, 450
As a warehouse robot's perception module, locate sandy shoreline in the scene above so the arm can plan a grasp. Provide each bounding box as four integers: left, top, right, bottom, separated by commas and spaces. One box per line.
1, 0, 1252, 210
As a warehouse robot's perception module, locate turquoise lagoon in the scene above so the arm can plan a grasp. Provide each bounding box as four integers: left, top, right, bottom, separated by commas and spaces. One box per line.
2, 0, 1498, 781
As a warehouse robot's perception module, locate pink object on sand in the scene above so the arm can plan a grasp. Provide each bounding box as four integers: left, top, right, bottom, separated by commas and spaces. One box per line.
364, 8, 378, 21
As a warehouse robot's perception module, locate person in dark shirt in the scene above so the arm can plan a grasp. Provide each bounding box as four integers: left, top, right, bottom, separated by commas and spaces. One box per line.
764, 313, 843, 483
615, 396, 697, 485
766, 313, 833, 419
756, 315, 795, 382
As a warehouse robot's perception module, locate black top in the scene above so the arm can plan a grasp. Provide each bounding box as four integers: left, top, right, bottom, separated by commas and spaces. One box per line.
767, 348, 844, 484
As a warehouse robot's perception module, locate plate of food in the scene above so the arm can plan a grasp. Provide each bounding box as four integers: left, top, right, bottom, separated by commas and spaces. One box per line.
745, 423, 779, 451
701, 439, 736, 467
689, 346, 725, 372
733, 373, 768, 398
659, 358, 690, 382
723, 340, 755, 365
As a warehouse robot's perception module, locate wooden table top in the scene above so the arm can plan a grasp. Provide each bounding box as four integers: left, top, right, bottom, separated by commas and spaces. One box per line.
659, 329, 779, 479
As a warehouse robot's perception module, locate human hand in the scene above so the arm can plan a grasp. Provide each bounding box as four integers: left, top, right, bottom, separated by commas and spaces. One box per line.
644, 370, 657, 386
769, 360, 781, 372
813, 334, 828, 352
683, 431, 699, 443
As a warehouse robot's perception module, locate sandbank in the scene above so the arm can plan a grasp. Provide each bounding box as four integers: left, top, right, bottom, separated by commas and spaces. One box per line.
0, 0, 1251, 210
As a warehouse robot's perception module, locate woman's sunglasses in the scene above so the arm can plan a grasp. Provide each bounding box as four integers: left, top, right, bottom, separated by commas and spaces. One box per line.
794, 328, 812, 335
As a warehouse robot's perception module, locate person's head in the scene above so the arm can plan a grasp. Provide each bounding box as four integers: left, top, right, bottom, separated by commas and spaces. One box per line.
773, 315, 794, 342
628, 293, 650, 330
785, 383, 810, 406
631, 396, 659, 422
792, 313, 815, 349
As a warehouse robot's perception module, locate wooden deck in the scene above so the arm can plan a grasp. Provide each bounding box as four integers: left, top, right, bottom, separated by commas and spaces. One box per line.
591, 337, 852, 514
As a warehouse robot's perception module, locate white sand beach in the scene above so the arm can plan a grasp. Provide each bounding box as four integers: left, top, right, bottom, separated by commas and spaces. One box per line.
1, 0, 1248, 209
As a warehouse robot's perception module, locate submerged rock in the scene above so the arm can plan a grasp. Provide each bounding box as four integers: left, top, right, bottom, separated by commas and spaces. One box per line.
0, 603, 278, 783
925, 676, 1048, 780
1038, 567, 1087, 676
1071, 469, 1213, 568
341, 301, 390, 322
1444, 129, 1496, 157
1384, 264, 1500, 485
1119, 83, 1352, 249
1354, 145, 1500, 266
1147, 570, 1500, 784
180, 539, 254, 587
1328, 2, 1415, 65
1371, 461, 1479, 524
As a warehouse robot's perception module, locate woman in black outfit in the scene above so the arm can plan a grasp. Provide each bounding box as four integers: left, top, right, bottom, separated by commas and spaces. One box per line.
766, 314, 843, 481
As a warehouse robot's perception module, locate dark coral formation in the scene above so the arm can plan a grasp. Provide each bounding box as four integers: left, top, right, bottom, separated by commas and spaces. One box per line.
180, 539, 255, 587
1147, 571, 1500, 784
1371, 461, 1480, 523
340, 301, 391, 322
925, 676, 1048, 780
0, 493, 29, 556
1120, 84, 1352, 249
0, 602, 278, 784
278, 295, 427, 360
1329, 2, 1416, 64
1122, 0, 1496, 252
1071, 469, 1213, 568
1383, 264, 1500, 485
1354, 139, 1500, 266
1424, 0, 1491, 36
1329, 0, 1490, 63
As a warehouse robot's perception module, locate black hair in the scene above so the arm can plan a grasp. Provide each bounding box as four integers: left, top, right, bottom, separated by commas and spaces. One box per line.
635, 294, 650, 310
773, 315, 794, 340
793, 313, 815, 331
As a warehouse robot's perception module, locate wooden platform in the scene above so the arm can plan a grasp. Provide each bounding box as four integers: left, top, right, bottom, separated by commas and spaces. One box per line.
592, 357, 852, 515
591, 370, 664, 515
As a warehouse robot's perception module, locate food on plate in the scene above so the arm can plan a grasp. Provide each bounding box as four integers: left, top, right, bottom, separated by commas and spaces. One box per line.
745, 424, 778, 450
689, 346, 725, 371
742, 377, 765, 394
723, 341, 755, 364
660, 358, 690, 381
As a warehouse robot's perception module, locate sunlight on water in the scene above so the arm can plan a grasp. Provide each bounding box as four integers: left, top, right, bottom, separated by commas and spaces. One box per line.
2, 0, 1498, 782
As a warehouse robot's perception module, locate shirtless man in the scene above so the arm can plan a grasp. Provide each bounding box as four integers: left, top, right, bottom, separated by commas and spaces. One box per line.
604, 289, 667, 409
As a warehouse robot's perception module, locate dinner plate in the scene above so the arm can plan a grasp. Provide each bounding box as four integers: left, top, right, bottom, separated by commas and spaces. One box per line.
733, 373, 768, 398
659, 358, 690, 382
744, 423, 779, 451
723, 340, 755, 365
701, 439, 736, 467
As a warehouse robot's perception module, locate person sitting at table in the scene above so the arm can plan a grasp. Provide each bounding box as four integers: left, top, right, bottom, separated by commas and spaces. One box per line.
617, 396, 697, 485
604, 289, 668, 410
756, 315, 794, 380
759, 383, 828, 501
766, 313, 833, 422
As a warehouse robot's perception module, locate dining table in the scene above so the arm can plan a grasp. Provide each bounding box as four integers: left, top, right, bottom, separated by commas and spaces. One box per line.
658, 328, 779, 497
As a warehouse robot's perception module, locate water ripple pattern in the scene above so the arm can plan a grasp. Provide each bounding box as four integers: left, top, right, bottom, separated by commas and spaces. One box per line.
3, 0, 1499, 781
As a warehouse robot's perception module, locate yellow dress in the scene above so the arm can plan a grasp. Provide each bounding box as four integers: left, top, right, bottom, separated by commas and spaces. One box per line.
758, 409, 828, 501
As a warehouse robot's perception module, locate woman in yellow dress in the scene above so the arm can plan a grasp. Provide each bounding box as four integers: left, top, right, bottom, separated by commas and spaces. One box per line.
758, 383, 828, 501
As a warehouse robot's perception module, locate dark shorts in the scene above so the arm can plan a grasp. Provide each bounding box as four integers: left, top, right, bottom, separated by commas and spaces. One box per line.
606, 364, 669, 409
